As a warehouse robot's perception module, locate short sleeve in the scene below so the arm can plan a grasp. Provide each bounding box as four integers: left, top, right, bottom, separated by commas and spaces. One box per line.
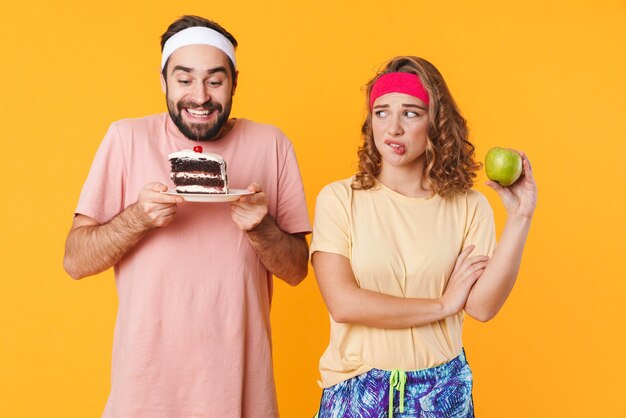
74, 123, 127, 224
310, 183, 351, 259
462, 191, 496, 257
275, 142, 311, 235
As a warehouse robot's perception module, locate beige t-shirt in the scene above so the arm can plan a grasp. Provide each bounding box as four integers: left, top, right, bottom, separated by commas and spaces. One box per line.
310, 178, 495, 388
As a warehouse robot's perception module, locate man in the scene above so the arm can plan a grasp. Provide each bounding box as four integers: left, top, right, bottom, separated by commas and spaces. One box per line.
63, 15, 310, 418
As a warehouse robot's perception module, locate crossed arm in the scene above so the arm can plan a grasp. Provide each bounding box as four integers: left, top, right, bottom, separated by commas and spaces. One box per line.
313, 223, 528, 328
313, 245, 489, 329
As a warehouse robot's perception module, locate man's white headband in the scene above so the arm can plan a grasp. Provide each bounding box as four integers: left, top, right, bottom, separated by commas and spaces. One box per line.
161, 26, 237, 71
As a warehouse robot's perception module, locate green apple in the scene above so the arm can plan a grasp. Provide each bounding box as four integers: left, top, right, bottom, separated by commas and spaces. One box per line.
485, 147, 523, 186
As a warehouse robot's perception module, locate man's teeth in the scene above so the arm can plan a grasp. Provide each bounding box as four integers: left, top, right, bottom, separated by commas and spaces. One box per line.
187, 108, 210, 116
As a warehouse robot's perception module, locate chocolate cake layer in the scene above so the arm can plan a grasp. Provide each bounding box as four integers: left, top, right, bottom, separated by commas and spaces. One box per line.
172, 176, 226, 187
170, 159, 222, 173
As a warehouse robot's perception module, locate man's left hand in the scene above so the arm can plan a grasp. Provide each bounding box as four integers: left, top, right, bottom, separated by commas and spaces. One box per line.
231, 183, 269, 231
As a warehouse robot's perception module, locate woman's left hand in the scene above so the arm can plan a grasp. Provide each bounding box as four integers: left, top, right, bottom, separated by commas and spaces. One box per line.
486, 151, 537, 218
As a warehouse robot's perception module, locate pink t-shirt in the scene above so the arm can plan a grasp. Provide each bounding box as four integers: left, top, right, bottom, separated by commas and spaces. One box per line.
75, 114, 311, 418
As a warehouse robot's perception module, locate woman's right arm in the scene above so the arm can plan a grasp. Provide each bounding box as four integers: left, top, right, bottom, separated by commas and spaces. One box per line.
312, 245, 489, 329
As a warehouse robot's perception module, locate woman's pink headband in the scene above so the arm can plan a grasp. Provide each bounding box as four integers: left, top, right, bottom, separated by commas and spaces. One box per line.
369, 72, 430, 109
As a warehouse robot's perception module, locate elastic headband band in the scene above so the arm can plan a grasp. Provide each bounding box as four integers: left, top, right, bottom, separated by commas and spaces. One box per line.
161, 26, 237, 70
370, 72, 429, 109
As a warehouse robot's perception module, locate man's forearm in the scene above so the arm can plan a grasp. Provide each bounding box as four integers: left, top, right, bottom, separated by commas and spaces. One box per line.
63, 204, 147, 279
244, 216, 309, 285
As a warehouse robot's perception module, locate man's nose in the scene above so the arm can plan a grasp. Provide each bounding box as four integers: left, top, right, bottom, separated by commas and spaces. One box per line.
190, 83, 210, 104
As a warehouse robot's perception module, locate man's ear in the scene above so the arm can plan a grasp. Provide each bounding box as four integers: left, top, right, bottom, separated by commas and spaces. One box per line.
160, 71, 167, 94
231, 70, 239, 96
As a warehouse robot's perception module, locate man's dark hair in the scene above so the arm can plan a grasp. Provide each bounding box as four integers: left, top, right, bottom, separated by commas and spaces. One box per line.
160, 15, 238, 77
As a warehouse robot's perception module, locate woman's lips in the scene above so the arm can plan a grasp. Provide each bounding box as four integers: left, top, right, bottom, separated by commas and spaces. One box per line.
384, 140, 406, 155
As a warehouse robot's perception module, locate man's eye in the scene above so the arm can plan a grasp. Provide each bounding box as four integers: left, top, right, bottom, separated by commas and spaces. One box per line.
208, 81, 223, 87
177, 80, 191, 85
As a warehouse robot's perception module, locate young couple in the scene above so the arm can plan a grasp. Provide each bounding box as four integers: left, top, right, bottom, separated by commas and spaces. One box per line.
64, 14, 537, 418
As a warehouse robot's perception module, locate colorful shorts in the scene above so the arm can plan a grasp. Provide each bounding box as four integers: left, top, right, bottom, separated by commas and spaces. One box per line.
315, 350, 474, 418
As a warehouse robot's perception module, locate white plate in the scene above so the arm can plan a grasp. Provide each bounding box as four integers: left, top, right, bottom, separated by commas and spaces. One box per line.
161, 189, 254, 202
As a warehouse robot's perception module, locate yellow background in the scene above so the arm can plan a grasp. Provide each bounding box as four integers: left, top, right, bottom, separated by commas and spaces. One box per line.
1, 0, 625, 417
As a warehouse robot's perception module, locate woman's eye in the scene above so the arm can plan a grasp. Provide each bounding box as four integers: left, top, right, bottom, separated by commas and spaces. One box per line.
375, 111, 388, 118
405, 111, 418, 118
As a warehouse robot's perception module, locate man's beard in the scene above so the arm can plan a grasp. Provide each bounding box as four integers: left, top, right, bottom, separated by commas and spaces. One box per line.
167, 96, 233, 142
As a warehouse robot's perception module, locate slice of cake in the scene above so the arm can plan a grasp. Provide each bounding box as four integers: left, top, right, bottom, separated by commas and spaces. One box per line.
168, 145, 229, 194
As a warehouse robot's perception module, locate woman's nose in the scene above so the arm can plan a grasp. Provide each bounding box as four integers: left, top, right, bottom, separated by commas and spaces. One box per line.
387, 116, 404, 136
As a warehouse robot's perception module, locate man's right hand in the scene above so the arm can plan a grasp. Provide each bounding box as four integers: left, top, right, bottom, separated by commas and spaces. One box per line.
128, 182, 184, 230
64, 182, 183, 280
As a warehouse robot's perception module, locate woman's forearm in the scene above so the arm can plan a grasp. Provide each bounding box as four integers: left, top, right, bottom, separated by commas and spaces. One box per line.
314, 252, 452, 329
464, 214, 532, 321
329, 286, 449, 329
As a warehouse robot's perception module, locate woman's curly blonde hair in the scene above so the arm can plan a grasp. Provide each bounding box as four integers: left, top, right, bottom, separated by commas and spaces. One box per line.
352, 56, 481, 198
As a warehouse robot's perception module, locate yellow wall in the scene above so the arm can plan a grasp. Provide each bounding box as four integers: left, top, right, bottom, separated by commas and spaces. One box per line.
1, 0, 625, 416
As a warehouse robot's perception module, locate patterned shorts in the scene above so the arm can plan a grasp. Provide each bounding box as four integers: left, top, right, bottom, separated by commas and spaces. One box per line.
315, 350, 474, 418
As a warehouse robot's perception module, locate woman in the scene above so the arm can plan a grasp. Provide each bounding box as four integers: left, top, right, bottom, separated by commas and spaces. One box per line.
311, 56, 537, 417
